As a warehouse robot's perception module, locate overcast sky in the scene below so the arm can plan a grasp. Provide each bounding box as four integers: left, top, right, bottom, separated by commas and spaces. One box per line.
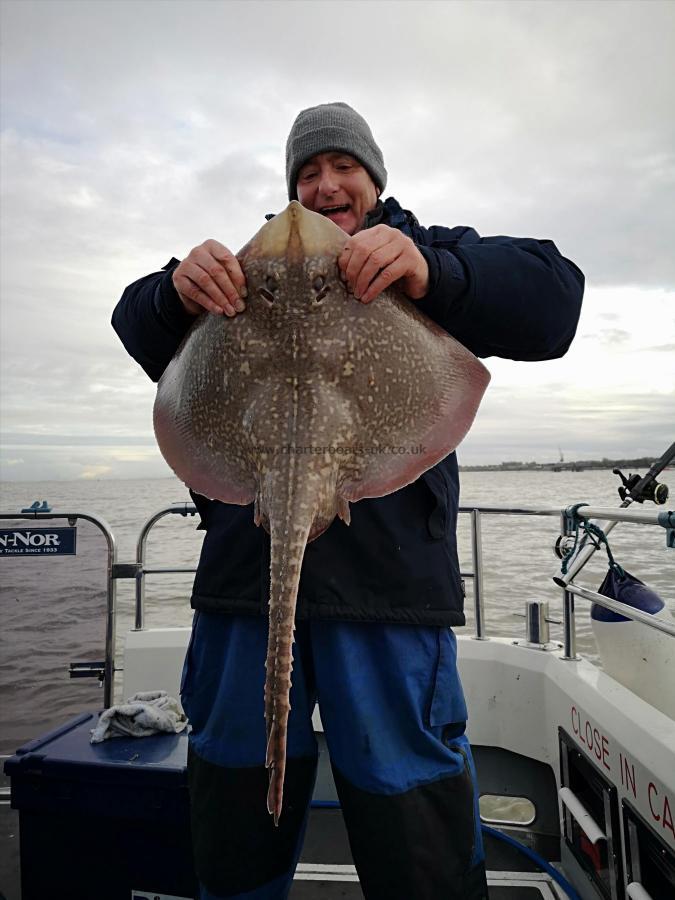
1, 0, 673, 482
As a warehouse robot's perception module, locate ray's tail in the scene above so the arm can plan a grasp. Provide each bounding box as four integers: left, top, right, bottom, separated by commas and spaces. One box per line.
264, 496, 313, 826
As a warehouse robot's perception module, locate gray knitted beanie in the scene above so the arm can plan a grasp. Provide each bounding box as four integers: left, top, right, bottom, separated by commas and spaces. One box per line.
286, 102, 387, 200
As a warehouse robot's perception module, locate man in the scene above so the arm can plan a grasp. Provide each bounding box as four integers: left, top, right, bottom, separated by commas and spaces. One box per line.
113, 102, 584, 900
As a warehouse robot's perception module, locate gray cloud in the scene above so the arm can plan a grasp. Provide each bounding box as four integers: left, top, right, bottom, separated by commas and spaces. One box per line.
581, 328, 631, 345
3, 0, 674, 285
1, 0, 674, 480
644, 343, 675, 353
461, 386, 675, 465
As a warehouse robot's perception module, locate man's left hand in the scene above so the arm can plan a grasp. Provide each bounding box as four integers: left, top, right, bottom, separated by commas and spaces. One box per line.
338, 225, 429, 304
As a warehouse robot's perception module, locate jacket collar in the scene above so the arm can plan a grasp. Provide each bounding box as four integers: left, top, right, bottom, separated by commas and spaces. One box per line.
363, 197, 418, 237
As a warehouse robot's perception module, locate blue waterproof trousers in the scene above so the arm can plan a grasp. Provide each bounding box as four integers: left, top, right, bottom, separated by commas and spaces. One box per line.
181, 612, 488, 900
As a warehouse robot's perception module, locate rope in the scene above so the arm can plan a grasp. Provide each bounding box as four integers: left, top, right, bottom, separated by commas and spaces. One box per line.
561, 505, 625, 578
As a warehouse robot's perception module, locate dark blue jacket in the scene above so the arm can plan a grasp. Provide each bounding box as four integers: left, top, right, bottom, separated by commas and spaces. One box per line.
112, 197, 583, 626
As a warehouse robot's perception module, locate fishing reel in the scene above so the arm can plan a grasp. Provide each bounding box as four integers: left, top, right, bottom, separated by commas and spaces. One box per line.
613, 468, 669, 505
554, 534, 576, 560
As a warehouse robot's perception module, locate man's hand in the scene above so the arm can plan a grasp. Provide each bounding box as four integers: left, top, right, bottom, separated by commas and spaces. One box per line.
172, 240, 247, 317
338, 225, 429, 305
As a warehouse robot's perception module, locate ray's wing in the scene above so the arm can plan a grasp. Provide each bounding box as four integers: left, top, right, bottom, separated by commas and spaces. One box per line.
337, 292, 490, 501
154, 313, 260, 504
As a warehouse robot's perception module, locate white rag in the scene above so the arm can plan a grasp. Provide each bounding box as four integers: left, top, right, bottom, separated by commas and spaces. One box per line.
90, 690, 187, 743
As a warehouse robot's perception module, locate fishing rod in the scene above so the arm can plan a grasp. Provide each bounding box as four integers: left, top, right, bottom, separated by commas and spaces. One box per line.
553, 441, 674, 587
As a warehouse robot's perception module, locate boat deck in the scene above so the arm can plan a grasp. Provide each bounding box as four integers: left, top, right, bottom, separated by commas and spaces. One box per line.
0, 801, 563, 900
0, 727, 566, 900
288, 807, 563, 898
291, 876, 558, 899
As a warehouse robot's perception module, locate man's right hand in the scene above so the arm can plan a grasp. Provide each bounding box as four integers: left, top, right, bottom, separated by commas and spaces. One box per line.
172, 240, 248, 317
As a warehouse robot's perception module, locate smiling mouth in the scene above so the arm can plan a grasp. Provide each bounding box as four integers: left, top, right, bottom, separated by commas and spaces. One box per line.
319, 204, 350, 216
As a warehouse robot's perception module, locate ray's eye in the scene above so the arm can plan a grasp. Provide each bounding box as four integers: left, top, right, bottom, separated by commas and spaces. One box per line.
259, 274, 279, 304
313, 274, 329, 303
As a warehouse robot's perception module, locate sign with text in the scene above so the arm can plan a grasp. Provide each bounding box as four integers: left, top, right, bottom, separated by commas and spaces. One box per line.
569, 702, 675, 846
0, 527, 77, 557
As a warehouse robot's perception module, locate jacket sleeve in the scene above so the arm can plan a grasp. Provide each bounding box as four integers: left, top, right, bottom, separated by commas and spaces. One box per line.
413, 226, 584, 361
111, 259, 197, 382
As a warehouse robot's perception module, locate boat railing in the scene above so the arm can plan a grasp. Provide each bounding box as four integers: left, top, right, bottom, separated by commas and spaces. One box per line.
2, 500, 672, 707
131, 501, 674, 656
0, 509, 117, 707
458, 503, 675, 661
133, 502, 198, 631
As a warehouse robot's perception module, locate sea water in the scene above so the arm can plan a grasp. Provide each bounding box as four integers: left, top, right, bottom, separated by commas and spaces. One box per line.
1, 469, 673, 756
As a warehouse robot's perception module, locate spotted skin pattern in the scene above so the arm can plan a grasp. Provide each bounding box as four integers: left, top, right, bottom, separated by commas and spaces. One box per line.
153, 202, 490, 825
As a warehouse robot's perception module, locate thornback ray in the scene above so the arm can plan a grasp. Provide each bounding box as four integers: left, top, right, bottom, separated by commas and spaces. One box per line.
153, 200, 491, 825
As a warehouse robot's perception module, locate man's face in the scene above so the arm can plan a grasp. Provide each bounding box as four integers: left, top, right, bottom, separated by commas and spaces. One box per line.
296, 152, 379, 236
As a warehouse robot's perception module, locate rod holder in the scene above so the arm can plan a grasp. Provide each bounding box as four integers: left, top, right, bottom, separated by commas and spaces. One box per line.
559, 786, 606, 844
626, 883, 654, 900
525, 599, 550, 645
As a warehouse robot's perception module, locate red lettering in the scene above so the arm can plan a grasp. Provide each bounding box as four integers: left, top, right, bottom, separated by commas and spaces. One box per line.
585, 720, 593, 750
569, 708, 611, 772
663, 795, 675, 840
649, 783, 660, 821
622, 754, 636, 798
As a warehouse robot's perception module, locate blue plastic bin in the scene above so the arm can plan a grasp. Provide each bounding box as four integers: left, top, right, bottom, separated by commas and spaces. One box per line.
4, 711, 198, 899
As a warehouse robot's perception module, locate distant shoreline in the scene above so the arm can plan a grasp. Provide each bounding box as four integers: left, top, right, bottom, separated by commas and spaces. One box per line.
459, 457, 659, 473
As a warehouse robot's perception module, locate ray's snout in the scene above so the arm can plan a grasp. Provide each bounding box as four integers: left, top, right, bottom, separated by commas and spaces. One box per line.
253, 200, 347, 262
